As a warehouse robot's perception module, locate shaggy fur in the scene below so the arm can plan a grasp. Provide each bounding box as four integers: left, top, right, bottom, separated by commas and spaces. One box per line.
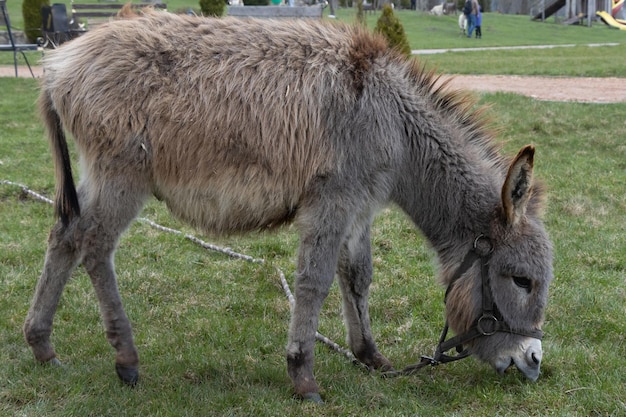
25, 12, 553, 401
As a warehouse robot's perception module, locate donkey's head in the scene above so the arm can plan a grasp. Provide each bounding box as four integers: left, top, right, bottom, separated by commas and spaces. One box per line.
444, 145, 553, 381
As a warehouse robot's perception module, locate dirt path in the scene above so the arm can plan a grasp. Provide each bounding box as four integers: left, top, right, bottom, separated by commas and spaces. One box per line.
443, 75, 626, 104
2, 65, 625, 104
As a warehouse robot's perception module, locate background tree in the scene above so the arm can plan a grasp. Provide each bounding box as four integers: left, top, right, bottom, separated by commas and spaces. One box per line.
356, 0, 366, 26
22, 0, 49, 43
374, 4, 411, 56
199, 0, 225, 16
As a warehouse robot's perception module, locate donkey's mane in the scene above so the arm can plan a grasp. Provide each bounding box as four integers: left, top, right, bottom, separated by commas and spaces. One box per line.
404, 60, 547, 217
412, 62, 505, 166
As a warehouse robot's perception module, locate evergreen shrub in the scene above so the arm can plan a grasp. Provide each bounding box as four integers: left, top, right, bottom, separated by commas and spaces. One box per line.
374, 4, 411, 56
22, 0, 49, 43
199, 0, 225, 16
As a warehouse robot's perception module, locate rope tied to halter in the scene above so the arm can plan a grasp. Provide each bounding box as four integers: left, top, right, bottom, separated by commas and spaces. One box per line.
382, 234, 543, 378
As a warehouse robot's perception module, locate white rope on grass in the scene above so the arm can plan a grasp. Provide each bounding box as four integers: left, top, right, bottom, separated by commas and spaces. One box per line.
1, 180, 54, 205
137, 218, 264, 265
1, 179, 360, 365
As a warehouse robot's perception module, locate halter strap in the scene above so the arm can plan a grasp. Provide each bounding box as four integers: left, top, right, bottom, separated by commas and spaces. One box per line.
382, 234, 543, 378
438, 235, 543, 353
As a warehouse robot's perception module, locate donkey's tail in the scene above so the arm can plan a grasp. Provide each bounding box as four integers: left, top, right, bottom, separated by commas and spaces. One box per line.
38, 90, 80, 226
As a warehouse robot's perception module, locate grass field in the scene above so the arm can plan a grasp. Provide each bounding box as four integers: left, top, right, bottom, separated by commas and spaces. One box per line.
2, 4, 626, 76
1, 5, 626, 417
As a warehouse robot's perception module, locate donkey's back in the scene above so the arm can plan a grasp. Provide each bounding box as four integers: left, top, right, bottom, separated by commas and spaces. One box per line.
40, 13, 395, 234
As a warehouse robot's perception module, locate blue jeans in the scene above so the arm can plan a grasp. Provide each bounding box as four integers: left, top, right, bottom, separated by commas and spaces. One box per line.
467, 14, 477, 37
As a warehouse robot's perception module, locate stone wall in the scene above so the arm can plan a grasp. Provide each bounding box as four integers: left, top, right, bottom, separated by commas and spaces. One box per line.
0, 30, 29, 45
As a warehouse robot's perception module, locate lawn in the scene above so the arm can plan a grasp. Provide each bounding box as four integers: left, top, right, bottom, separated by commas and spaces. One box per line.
1, 43, 626, 416
2, 2, 626, 416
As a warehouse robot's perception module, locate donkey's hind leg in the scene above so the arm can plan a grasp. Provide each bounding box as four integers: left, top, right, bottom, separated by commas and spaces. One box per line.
77, 179, 150, 385
336, 220, 393, 372
24, 219, 83, 365
25, 176, 149, 384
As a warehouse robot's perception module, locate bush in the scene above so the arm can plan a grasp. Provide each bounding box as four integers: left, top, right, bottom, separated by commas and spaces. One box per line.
399, 0, 411, 9
22, 0, 49, 43
356, 0, 365, 26
374, 4, 411, 56
199, 0, 225, 16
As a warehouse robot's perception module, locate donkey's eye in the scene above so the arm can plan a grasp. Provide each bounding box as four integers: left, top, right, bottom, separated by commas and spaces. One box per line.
513, 276, 532, 292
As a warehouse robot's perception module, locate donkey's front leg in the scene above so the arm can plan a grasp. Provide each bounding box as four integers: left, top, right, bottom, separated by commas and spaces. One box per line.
287, 207, 349, 403
337, 223, 393, 372
287, 246, 337, 403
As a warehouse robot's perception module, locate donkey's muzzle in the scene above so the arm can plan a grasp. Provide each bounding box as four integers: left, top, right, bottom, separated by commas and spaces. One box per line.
494, 337, 542, 381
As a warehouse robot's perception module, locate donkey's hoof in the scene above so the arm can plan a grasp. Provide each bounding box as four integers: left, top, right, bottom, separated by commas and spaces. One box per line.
115, 364, 139, 386
48, 357, 63, 367
301, 392, 324, 404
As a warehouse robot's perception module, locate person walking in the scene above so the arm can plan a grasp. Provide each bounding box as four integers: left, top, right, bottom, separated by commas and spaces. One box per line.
475, 5, 482, 38
466, 0, 480, 38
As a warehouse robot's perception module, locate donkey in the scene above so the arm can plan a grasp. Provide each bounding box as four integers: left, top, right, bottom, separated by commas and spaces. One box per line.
24, 12, 553, 403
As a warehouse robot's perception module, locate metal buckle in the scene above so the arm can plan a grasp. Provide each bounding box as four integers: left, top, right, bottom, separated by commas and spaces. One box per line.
420, 355, 439, 366
477, 314, 499, 336
473, 234, 494, 257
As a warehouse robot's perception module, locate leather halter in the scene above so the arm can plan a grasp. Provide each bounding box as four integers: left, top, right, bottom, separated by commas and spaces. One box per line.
383, 235, 544, 377
434, 234, 544, 363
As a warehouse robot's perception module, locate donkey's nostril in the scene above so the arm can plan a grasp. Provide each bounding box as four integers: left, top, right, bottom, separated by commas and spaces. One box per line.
531, 352, 540, 365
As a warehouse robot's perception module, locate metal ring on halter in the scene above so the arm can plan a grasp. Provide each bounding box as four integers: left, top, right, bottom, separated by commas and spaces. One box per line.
473, 234, 494, 257
477, 314, 499, 336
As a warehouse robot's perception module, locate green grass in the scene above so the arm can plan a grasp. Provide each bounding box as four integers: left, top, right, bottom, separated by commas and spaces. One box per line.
3, 4, 626, 75
418, 43, 626, 76
2, 47, 626, 416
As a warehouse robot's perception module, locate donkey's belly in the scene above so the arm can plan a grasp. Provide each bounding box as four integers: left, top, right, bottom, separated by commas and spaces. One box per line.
154, 179, 300, 235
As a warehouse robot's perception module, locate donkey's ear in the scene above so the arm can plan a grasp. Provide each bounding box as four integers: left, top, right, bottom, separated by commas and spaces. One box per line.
502, 145, 535, 225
